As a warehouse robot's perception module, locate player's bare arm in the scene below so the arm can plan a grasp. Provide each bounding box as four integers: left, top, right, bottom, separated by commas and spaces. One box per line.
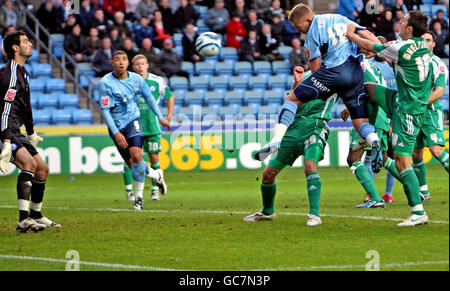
346, 24, 377, 53
427, 86, 445, 104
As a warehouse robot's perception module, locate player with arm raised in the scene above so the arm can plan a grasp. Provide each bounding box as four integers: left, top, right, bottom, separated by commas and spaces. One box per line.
346, 11, 432, 226
255, 3, 382, 174
99, 51, 171, 210
412, 32, 449, 202
0, 31, 60, 232
243, 66, 338, 226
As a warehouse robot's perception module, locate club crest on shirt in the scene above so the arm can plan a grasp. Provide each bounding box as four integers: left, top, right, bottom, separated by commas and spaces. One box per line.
4, 89, 16, 101
305, 48, 311, 59
101, 96, 110, 107
440, 65, 446, 74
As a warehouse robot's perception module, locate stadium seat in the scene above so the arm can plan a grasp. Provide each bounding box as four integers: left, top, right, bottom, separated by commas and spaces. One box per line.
52, 109, 73, 125
30, 93, 40, 110
195, 61, 215, 75
29, 78, 47, 93
32, 63, 52, 79
169, 76, 189, 91
278, 46, 293, 60
229, 75, 249, 90
184, 91, 204, 107
72, 109, 93, 124
59, 93, 79, 109
46, 78, 66, 94
182, 62, 195, 76
218, 106, 237, 119
173, 90, 186, 107
178, 106, 197, 121
209, 75, 229, 90
264, 89, 284, 107
286, 75, 294, 89
173, 33, 183, 47
190, 75, 210, 90
419, 5, 432, 17
50, 34, 65, 58
39, 93, 58, 109
220, 47, 238, 62
272, 61, 291, 75
234, 61, 253, 76
258, 106, 278, 120
33, 109, 52, 126
268, 75, 288, 90
215, 61, 234, 76
253, 61, 272, 75
236, 106, 257, 120
224, 91, 244, 107
204, 91, 224, 106
244, 90, 264, 107
432, 4, 448, 18
27, 49, 39, 63
248, 76, 267, 90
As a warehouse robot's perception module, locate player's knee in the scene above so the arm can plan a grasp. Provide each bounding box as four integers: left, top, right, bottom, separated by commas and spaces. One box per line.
23, 158, 38, 172
347, 153, 357, 167
412, 148, 423, 160
36, 162, 49, 178
429, 146, 443, 158
304, 160, 318, 175
262, 167, 278, 183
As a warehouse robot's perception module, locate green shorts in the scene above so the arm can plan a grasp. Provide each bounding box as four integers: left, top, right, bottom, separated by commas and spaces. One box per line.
269, 118, 329, 170
415, 108, 446, 148
373, 85, 425, 157
349, 127, 389, 152
143, 134, 162, 154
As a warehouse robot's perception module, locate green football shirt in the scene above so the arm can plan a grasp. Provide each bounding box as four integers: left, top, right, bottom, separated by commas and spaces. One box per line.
429, 54, 449, 112
137, 73, 173, 136
373, 37, 433, 114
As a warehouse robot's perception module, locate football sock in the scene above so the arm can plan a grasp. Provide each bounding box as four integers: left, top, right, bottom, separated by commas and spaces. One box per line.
17, 171, 34, 221
261, 182, 276, 215
400, 168, 424, 215
351, 161, 382, 202
151, 162, 160, 188
413, 158, 428, 195
358, 123, 379, 146
123, 165, 133, 193
437, 151, 449, 173
30, 179, 46, 219
306, 173, 321, 217
384, 158, 401, 181
364, 153, 374, 181
385, 171, 395, 197
278, 101, 298, 128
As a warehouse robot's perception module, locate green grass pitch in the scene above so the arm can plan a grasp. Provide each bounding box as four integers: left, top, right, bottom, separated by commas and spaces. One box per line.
0, 165, 448, 271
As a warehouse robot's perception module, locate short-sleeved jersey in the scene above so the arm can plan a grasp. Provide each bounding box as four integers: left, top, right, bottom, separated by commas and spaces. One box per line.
138, 73, 173, 136
371, 58, 397, 90
373, 37, 433, 114
429, 54, 449, 112
362, 57, 390, 132
305, 14, 365, 68
99, 71, 156, 131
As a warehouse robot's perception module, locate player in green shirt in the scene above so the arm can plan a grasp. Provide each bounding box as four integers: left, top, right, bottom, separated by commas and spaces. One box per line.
412, 32, 449, 202
243, 67, 338, 226
347, 11, 431, 226
122, 54, 174, 202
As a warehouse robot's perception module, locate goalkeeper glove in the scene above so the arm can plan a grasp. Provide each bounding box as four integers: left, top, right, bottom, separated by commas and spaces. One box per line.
27, 132, 43, 149
0, 142, 12, 173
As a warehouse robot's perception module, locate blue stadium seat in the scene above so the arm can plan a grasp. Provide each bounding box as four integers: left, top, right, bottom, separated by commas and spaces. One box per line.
272, 61, 291, 75
59, 93, 79, 109
209, 75, 229, 90
73, 109, 93, 124
195, 61, 215, 75
33, 109, 52, 126
258, 106, 278, 120
248, 76, 267, 90
229, 75, 249, 90
24, 64, 32, 78
50, 34, 65, 58
173, 90, 186, 107
220, 47, 238, 62
219, 106, 237, 119
215, 61, 234, 76
39, 93, 58, 109
268, 75, 287, 90
190, 75, 210, 90
253, 61, 272, 75
244, 90, 264, 107
432, 4, 448, 18
46, 78, 66, 94
419, 5, 432, 17
178, 106, 196, 121
204, 91, 224, 106
278, 46, 293, 60
182, 62, 195, 76
175, 46, 184, 57
27, 49, 39, 64
29, 78, 47, 93
32, 63, 52, 79
173, 33, 183, 47
184, 91, 204, 107
236, 106, 257, 120
170, 76, 189, 91
286, 75, 294, 89
52, 109, 73, 125
264, 89, 284, 107
224, 91, 244, 107
30, 93, 43, 110
234, 61, 253, 76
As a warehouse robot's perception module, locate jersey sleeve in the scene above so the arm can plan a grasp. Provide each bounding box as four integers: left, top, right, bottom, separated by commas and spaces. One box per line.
433, 60, 448, 88
373, 41, 402, 63
1, 65, 19, 141
304, 20, 321, 61
99, 79, 115, 110
161, 79, 173, 100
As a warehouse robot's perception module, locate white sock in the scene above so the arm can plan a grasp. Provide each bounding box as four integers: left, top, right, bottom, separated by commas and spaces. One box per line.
125, 184, 133, 192
147, 166, 160, 180
134, 181, 144, 199
366, 132, 379, 146
270, 123, 288, 144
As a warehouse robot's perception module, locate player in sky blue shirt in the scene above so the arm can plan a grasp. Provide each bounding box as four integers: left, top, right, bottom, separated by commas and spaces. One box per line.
99, 51, 171, 210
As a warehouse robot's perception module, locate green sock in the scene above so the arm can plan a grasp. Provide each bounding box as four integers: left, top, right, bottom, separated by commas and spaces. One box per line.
384, 158, 402, 181
352, 161, 382, 202
123, 165, 133, 192
306, 173, 321, 217
151, 162, 161, 187
400, 168, 424, 215
413, 158, 428, 195
261, 182, 276, 215
437, 151, 449, 173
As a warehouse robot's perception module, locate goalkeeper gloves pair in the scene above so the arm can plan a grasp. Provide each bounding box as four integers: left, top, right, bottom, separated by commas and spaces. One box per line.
0, 133, 43, 173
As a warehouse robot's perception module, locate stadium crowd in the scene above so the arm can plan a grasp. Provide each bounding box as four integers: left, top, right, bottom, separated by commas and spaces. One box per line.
0, 0, 448, 77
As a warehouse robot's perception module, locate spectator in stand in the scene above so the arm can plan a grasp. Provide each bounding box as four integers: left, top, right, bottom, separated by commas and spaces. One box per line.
252, 0, 272, 22
61, 14, 77, 35
393, 9, 404, 23
174, 0, 199, 32
205, 0, 230, 35
431, 21, 449, 58
239, 28, 268, 62
151, 10, 172, 48
0, 0, 26, 35
113, 11, 132, 39
77, 0, 95, 35
283, 18, 299, 46
377, 9, 394, 37
158, 0, 175, 31
269, 14, 284, 44
182, 22, 204, 63
108, 26, 124, 50
267, 0, 284, 19
125, 0, 141, 20
91, 9, 109, 38
232, 0, 248, 20
226, 13, 247, 50
243, 9, 264, 35
138, 37, 166, 76
289, 38, 309, 71
392, 0, 408, 16
120, 38, 138, 70
92, 37, 114, 77
135, 0, 158, 21
36, 0, 61, 34
386, 21, 402, 41
337, 0, 356, 20
134, 16, 154, 49
160, 38, 190, 78
65, 24, 90, 62
358, 0, 379, 31
86, 27, 102, 57
430, 9, 449, 31
103, 0, 126, 20
259, 23, 283, 62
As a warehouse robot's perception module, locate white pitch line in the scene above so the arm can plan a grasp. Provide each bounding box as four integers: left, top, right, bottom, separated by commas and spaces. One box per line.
0, 254, 185, 271
252, 260, 450, 271
0, 205, 448, 224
